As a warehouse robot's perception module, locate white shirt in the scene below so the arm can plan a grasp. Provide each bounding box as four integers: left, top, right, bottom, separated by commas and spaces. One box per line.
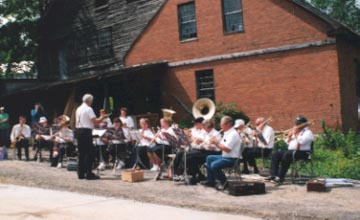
221, 127, 241, 158
139, 128, 155, 146
202, 128, 222, 151
156, 127, 175, 145
287, 127, 314, 151
10, 124, 31, 142
76, 103, 96, 129
256, 125, 274, 149
119, 116, 135, 129
190, 127, 207, 149
102, 117, 113, 127
239, 127, 254, 148
55, 127, 74, 144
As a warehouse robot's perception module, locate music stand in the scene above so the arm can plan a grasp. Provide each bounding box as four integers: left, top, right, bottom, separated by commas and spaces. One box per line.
92, 129, 107, 175
130, 130, 147, 169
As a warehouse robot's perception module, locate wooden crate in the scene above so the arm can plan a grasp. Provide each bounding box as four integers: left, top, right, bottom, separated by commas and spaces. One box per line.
121, 169, 144, 182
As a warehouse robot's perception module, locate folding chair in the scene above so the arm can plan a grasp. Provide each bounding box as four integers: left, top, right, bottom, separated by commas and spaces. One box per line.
225, 143, 246, 181
291, 142, 315, 183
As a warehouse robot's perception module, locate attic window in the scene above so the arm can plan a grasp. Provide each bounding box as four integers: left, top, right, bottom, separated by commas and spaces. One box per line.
95, 0, 108, 8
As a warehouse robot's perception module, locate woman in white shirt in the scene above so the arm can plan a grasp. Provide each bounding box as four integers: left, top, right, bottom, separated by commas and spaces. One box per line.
119, 107, 135, 129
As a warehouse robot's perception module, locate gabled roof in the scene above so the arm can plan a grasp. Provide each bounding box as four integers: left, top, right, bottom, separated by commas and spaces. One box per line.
291, 0, 360, 37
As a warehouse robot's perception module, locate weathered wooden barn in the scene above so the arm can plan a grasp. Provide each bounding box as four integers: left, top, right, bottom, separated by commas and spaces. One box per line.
1, 0, 360, 132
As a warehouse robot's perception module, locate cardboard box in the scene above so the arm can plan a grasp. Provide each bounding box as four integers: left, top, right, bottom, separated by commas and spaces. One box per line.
121, 169, 144, 182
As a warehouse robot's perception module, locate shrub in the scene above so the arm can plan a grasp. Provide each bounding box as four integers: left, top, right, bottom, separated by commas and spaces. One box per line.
215, 102, 249, 129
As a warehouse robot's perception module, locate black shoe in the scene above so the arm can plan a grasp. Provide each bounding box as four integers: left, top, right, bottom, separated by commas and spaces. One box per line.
196, 174, 207, 183
200, 181, 216, 187
254, 167, 259, 174
78, 174, 85, 179
215, 182, 228, 191
242, 169, 250, 174
265, 176, 275, 181
86, 173, 100, 180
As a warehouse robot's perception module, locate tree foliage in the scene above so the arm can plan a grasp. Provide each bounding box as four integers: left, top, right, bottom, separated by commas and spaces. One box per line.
307, 0, 360, 33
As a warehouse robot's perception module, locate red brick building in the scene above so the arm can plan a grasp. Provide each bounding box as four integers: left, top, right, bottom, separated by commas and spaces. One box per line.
125, 0, 360, 132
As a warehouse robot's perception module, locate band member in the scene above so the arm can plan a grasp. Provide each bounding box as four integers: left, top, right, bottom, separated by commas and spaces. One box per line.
53, 115, 74, 168
10, 116, 31, 160
94, 119, 109, 170
119, 107, 134, 129
202, 116, 241, 190
100, 109, 112, 127
34, 117, 55, 164
0, 107, 10, 148
30, 102, 46, 125
242, 117, 274, 174
185, 120, 222, 183
266, 116, 314, 183
130, 118, 155, 169
147, 118, 175, 171
174, 117, 206, 176
75, 94, 109, 180
101, 118, 129, 170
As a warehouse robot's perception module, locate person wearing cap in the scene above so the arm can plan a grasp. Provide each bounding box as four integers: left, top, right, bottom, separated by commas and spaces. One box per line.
174, 117, 206, 176
119, 107, 135, 129
33, 116, 55, 164
266, 115, 314, 183
10, 116, 31, 160
243, 117, 274, 174
53, 115, 74, 169
202, 116, 241, 190
31, 103, 46, 125
75, 94, 110, 180
0, 107, 10, 148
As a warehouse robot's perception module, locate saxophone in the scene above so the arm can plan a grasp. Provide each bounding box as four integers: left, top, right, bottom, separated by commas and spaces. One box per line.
11, 124, 25, 148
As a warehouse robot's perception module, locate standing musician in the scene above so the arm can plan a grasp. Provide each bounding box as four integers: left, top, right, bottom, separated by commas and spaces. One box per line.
242, 117, 274, 174
147, 118, 175, 171
75, 94, 109, 180
119, 107, 135, 129
266, 116, 314, 183
10, 115, 31, 161
174, 117, 206, 176
101, 118, 129, 170
185, 120, 222, 183
202, 116, 241, 190
34, 117, 55, 164
53, 115, 74, 168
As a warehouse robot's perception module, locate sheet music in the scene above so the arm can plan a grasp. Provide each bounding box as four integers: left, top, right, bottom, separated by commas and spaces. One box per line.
92, 129, 107, 137
129, 130, 142, 141
40, 135, 52, 141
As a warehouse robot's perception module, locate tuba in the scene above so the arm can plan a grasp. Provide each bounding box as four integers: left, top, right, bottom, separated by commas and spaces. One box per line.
192, 98, 216, 120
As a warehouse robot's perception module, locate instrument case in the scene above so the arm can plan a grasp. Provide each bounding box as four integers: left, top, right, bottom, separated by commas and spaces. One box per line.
307, 179, 326, 192
228, 181, 266, 196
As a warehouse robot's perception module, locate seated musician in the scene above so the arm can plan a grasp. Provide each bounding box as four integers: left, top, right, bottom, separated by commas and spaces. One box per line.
130, 118, 155, 169
100, 109, 112, 127
174, 117, 206, 176
185, 120, 222, 183
94, 120, 109, 170
34, 117, 55, 164
101, 118, 129, 170
53, 115, 74, 168
266, 116, 314, 183
10, 115, 31, 161
119, 107, 135, 129
242, 117, 274, 174
147, 118, 175, 171
202, 116, 241, 190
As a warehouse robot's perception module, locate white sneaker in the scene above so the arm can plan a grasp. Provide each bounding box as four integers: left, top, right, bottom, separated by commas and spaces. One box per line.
116, 162, 122, 170
119, 160, 125, 168
97, 162, 106, 170
57, 163, 62, 169
150, 165, 160, 171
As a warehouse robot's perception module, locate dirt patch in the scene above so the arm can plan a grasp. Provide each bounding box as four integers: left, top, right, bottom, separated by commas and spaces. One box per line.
0, 160, 359, 220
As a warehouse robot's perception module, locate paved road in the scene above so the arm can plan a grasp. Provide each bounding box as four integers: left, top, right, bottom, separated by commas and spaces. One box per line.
0, 184, 259, 220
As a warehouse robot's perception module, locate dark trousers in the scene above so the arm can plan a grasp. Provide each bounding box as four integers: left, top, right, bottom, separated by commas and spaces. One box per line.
76, 129, 94, 178
16, 139, 29, 160
35, 139, 54, 161
95, 144, 109, 164
206, 155, 236, 184
0, 128, 10, 147
57, 143, 73, 164
242, 148, 272, 171
129, 145, 150, 169
270, 150, 309, 179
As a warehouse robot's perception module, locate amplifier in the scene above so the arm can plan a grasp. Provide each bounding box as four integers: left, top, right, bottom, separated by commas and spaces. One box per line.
228, 181, 266, 196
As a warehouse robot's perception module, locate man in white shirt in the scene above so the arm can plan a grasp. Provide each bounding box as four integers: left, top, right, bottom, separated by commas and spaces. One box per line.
266, 116, 314, 183
75, 94, 109, 180
119, 107, 135, 129
10, 115, 31, 160
202, 116, 241, 189
242, 117, 274, 174
53, 115, 74, 168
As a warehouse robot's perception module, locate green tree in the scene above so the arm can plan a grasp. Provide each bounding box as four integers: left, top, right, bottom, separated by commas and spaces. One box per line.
307, 0, 360, 33
0, 0, 45, 78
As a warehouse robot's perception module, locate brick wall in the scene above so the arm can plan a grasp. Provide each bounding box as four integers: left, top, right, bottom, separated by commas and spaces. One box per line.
162, 45, 342, 132
125, 0, 331, 65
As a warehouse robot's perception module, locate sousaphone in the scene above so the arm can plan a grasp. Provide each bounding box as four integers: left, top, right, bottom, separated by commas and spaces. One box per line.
192, 98, 216, 120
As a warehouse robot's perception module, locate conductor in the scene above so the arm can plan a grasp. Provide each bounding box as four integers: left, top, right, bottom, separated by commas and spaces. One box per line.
75, 94, 109, 180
